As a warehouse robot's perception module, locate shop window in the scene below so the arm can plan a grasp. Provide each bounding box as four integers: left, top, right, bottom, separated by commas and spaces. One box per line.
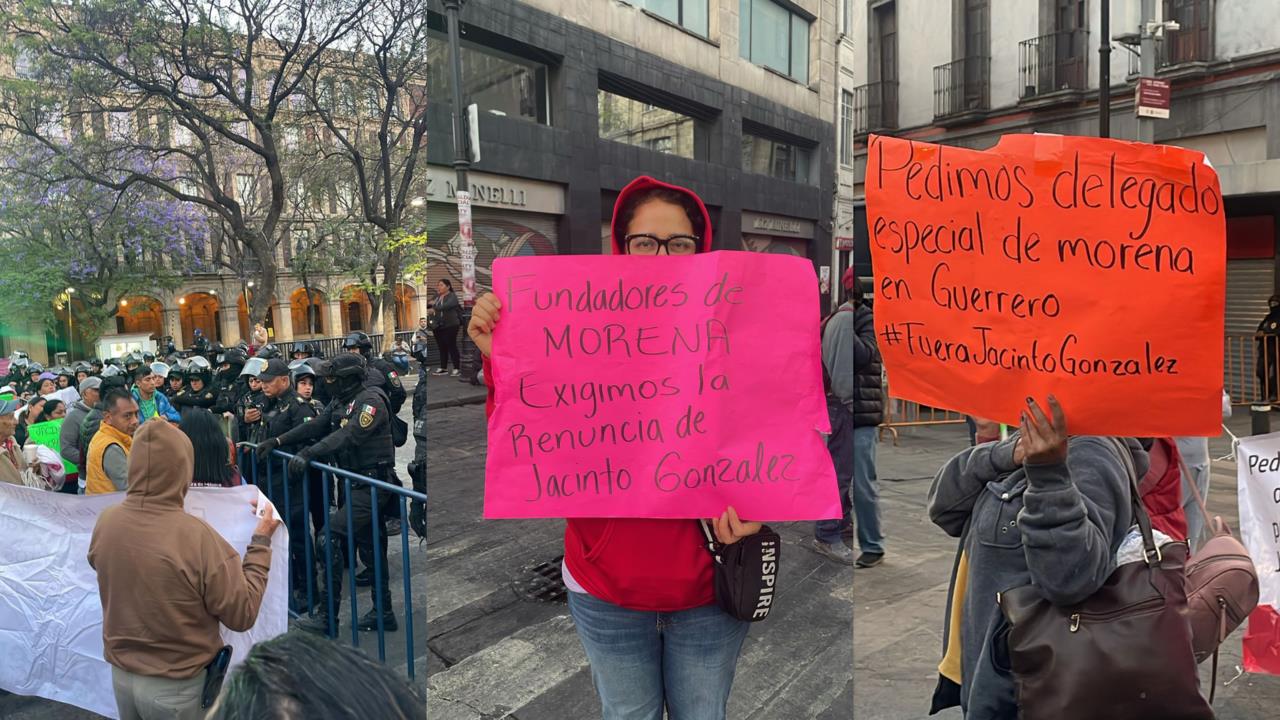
742, 131, 813, 184
637, 0, 709, 37
598, 90, 696, 160
428, 31, 550, 125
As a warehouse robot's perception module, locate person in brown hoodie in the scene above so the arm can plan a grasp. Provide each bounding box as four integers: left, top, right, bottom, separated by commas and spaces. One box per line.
88, 418, 281, 720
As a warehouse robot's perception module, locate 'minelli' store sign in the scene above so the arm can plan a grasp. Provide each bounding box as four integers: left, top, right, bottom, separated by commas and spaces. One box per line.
426, 166, 565, 214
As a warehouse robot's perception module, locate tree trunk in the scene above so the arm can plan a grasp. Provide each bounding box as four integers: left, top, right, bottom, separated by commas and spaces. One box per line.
380, 244, 403, 344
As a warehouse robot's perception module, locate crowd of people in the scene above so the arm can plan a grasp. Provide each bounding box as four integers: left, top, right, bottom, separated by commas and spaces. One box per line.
0, 329, 432, 719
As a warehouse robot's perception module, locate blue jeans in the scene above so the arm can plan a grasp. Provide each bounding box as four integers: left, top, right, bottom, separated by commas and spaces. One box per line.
567, 592, 750, 720
851, 424, 884, 554
816, 401, 854, 545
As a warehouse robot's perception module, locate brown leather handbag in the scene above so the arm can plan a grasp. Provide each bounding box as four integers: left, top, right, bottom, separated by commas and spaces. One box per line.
1180, 459, 1259, 700
997, 442, 1214, 720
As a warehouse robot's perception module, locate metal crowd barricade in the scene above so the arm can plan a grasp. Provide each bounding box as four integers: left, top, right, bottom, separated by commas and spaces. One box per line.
236, 443, 426, 679
1225, 333, 1276, 407
876, 377, 965, 445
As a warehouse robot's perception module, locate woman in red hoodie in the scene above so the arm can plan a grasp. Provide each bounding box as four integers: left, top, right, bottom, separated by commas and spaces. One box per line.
469, 177, 760, 719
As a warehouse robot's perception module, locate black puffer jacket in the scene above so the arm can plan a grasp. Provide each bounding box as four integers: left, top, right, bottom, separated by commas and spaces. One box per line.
853, 302, 883, 428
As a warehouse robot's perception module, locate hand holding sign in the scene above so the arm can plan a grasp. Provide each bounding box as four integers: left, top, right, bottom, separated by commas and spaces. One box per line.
467, 292, 503, 358
484, 252, 838, 521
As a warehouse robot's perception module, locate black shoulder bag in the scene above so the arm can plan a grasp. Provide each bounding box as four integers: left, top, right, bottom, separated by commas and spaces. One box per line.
698, 520, 782, 622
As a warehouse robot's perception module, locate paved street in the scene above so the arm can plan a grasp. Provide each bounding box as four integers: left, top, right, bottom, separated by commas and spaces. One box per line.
854, 417, 1280, 720
424, 402, 855, 719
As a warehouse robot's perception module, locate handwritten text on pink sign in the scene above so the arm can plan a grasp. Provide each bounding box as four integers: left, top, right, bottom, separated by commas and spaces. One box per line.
484, 252, 838, 520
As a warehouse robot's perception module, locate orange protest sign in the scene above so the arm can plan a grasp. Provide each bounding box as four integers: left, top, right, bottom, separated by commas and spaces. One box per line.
865, 134, 1225, 437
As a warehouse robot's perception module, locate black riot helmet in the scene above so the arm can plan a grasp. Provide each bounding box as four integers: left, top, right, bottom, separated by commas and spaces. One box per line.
255, 343, 282, 360
342, 332, 373, 358
289, 358, 317, 384
186, 355, 213, 385
320, 352, 366, 399
290, 341, 314, 360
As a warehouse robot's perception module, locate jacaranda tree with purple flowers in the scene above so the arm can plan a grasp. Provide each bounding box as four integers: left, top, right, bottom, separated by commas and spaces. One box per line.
0, 142, 208, 341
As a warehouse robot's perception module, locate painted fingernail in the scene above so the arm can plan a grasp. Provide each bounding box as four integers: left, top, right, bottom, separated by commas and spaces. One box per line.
1025, 396, 1034, 404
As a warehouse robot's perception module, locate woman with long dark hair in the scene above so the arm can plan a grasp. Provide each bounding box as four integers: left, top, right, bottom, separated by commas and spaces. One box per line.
179, 409, 240, 488
429, 278, 462, 376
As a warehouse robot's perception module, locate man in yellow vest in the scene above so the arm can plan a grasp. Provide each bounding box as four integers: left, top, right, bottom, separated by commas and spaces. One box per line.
86, 390, 140, 495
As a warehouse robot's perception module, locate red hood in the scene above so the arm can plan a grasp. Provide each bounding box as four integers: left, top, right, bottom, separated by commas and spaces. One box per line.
610, 176, 714, 254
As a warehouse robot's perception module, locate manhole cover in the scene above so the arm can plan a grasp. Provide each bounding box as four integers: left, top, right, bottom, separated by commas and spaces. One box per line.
511, 555, 567, 603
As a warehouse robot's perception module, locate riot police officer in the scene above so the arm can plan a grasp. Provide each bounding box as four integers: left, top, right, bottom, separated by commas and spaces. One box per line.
262, 353, 399, 635
172, 356, 217, 411
341, 332, 406, 413
212, 347, 250, 424
235, 358, 269, 445
252, 358, 322, 610
290, 341, 321, 361
406, 343, 429, 540
289, 359, 328, 535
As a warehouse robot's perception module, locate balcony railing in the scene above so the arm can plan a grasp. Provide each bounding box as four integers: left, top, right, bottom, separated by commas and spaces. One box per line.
1018, 30, 1089, 100
933, 56, 991, 119
851, 81, 899, 135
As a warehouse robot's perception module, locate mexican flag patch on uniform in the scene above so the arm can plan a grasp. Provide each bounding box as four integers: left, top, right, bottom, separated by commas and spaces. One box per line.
358, 403, 377, 428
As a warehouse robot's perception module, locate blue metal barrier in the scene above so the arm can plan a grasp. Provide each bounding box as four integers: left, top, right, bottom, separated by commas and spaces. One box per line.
236, 443, 426, 679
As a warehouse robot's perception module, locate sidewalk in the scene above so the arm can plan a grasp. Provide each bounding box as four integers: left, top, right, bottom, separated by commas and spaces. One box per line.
854, 421, 1280, 720
412, 367, 489, 411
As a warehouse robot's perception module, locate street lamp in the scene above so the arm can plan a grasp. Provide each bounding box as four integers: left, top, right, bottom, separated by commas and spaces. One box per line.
63, 288, 75, 358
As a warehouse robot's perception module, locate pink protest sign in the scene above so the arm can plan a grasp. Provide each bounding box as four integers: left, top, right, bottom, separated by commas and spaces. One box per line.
484, 251, 839, 520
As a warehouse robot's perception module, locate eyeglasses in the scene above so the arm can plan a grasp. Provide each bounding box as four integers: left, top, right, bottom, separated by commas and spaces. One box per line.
625, 233, 699, 256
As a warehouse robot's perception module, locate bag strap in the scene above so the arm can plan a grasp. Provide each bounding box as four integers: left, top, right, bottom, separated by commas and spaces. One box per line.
1177, 456, 1229, 547
698, 519, 722, 563
1109, 437, 1162, 565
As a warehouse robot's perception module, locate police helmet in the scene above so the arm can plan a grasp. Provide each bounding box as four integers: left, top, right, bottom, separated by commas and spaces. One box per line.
342, 332, 373, 352
289, 358, 317, 384
255, 343, 282, 360
240, 357, 269, 377
222, 347, 247, 367
320, 352, 366, 379
186, 355, 213, 381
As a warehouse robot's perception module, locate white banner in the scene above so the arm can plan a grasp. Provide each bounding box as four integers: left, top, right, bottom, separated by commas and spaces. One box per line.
1237, 431, 1280, 607
0, 483, 289, 718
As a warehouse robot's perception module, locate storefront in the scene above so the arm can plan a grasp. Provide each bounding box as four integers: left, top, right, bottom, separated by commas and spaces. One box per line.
425, 165, 564, 300
740, 210, 815, 258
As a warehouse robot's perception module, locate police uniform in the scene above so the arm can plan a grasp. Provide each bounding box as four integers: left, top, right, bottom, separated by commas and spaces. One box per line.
275, 364, 399, 632
255, 364, 322, 605
172, 385, 217, 410
406, 375, 428, 539
366, 356, 406, 413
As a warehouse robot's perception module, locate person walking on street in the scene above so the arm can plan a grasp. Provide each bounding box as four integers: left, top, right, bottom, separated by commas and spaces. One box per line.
467, 176, 760, 720
89, 419, 280, 720
815, 267, 885, 568
86, 390, 140, 495
259, 353, 400, 634
430, 279, 462, 376
812, 267, 865, 565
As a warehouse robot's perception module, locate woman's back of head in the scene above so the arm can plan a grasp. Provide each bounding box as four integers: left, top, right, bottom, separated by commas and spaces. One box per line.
179, 410, 233, 487
206, 630, 425, 719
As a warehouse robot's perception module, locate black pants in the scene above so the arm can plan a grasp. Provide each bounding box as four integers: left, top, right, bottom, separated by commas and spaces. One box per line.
326, 468, 400, 612
433, 326, 461, 370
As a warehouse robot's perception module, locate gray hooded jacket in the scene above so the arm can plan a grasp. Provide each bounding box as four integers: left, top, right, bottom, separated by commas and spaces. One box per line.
926, 434, 1147, 719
